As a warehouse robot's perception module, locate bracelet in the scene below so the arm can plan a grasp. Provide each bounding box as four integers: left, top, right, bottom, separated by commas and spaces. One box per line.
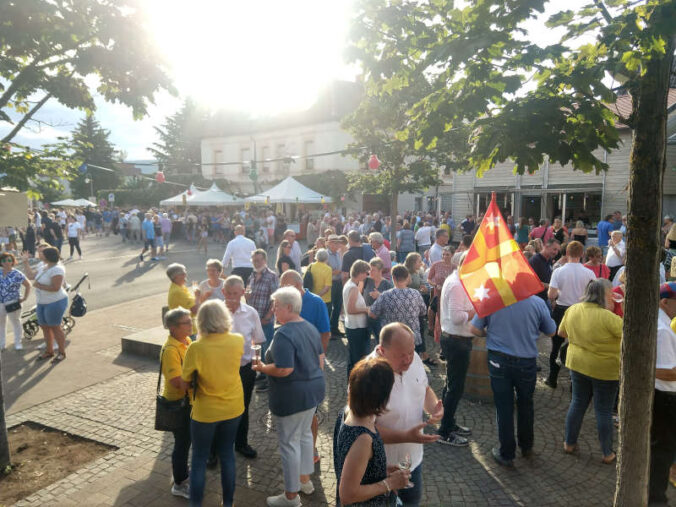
382, 479, 390, 494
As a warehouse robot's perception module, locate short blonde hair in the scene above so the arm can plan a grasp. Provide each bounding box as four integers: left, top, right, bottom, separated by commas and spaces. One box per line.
197, 300, 232, 335
271, 286, 302, 314
206, 259, 223, 272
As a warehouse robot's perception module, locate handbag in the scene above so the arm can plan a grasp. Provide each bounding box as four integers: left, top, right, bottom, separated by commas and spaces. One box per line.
4, 301, 21, 313
154, 347, 191, 432
70, 293, 87, 317
303, 264, 314, 289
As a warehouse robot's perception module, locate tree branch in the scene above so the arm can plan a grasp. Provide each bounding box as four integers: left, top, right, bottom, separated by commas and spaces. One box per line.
0, 65, 37, 111
1, 93, 52, 143
593, 0, 613, 24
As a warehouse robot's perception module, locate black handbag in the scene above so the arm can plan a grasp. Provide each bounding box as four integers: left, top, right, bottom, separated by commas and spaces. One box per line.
70, 294, 87, 317
4, 301, 21, 313
154, 347, 191, 432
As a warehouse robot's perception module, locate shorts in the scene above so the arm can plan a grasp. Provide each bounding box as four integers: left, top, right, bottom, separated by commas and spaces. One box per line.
144, 238, 155, 249
155, 236, 164, 248
37, 298, 68, 326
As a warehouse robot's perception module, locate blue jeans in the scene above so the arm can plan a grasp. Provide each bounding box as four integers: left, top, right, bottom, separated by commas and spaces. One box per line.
397, 461, 423, 506
261, 320, 274, 359
367, 316, 382, 342
36, 298, 68, 326
487, 351, 537, 460
565, 370, 618, 457
345, 327, 370, 378
190, 416, 241, 507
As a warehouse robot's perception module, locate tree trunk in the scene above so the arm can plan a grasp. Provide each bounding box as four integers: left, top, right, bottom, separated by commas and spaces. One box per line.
390, 190, 398, 247
613, 42, 675, 506
0, 352, 10, 469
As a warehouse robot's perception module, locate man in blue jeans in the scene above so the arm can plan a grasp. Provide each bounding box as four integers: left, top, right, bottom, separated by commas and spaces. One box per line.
470, 295, 556, 467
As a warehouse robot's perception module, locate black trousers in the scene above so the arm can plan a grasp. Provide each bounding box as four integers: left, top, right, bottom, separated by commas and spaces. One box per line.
171, 412, 191, 484
330, 279, 343, 332
232, 267, 253, 285
548, 304, 570, 385
235, 362, 257, 449
438, 333, 473, 436
648, 389, 676, 503
68, 237, 81, 257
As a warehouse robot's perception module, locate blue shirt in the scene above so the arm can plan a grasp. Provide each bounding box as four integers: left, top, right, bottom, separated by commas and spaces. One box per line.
141, 219, 155, 239
597, 220, 613, 247
102, 210, 112, 223
300, 289, 330, 334
471, 296, 556, 358
0, 268, 25, 303
265, 320, 326, 416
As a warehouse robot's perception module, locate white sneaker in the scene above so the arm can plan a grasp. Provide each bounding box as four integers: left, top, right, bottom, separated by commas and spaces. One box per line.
171, 479, 190, 499
266, 493, 301, 506
299, 480, 314, 495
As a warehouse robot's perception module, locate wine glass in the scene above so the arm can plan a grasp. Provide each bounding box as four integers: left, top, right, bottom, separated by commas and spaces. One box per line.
251, 344, 261, 364
191, 280, 199, 293
398, 453, 414, 488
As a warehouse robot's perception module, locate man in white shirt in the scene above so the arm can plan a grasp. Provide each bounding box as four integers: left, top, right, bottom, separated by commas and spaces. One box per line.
649, 283, 676, 504
414, 222, 433, 254
428, 229, 449, 265
546, 241, 596, 388
282, 229, 302, 272
222, 225, 256, 283
605, 230, 626, 281
224, 275, 265, 459
368, 322, 443, 506
437, 251, 473, 447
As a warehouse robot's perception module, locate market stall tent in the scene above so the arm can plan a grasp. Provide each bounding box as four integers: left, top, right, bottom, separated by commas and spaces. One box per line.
159, 184, 202, 207
51, 198, 79, 207
186, 182, 242, 206
245, 176, 331, 204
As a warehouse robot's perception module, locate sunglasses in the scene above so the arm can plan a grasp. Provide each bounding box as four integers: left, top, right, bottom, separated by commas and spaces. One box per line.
0, 258, 13, 263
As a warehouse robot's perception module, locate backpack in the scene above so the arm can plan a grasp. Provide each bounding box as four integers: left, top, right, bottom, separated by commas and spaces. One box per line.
303, 264, 314, 290
70, 293, 87, 317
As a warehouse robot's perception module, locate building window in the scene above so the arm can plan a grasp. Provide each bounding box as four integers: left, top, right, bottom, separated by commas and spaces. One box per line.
240, 147, 250, 174
304, 140, 314, 171
414, 197, 423, 211
276, 143, 287, 174
213, 150, 223, 177
262, 146, 270, 173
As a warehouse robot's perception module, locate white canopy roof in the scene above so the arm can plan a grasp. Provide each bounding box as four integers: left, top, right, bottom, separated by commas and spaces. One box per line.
51, 198, 79, 207
159, 184, 201, 206
186, 182, 242, 206
72, 198, 97, 207
245, 176, 331, 204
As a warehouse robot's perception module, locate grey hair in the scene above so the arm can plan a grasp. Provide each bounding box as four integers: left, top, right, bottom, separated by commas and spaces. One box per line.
224, 275, 244, 289
452, 251, 467, 269
197, 300, 232, 335
166, 263, 187, 282
164, 306, 191, 329
369, 232, 384, 245
315, 248, 329, 262
580, 278, 612, 307
271, 286, 302, 314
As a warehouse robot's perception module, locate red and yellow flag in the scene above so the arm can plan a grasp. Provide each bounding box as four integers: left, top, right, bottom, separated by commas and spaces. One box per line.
459, 193, 543, 318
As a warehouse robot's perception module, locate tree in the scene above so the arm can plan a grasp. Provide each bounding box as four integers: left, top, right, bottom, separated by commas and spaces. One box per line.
349, 0, 675, 504
149, 98, 206, 182
342, 79, 444, 245
66, 114, 120, 198
0, 0, 173, 195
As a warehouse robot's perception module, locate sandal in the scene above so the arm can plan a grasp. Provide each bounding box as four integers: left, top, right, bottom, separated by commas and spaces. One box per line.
51, 353, 66, 364
37, 352, 55, 360
601, 452, 616, 465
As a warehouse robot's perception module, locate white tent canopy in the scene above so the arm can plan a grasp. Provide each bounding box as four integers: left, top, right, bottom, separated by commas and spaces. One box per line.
51, 198, 79, 207
245, 176, 331, 204
72, 198, 96, 207
159, 184, 201, 207
186, 182, 242, 206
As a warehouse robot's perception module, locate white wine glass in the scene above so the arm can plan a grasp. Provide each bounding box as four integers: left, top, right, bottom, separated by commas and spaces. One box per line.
398, 453, 414, 489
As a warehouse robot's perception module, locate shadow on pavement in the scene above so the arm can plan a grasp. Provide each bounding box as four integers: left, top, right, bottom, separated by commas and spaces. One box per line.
114, 261, 161, 286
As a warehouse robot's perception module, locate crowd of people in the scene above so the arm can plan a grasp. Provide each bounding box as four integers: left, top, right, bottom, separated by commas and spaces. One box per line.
2, 203, 675, 506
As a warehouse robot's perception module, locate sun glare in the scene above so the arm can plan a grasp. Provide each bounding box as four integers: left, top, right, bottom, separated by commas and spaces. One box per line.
146, 0, 355, 114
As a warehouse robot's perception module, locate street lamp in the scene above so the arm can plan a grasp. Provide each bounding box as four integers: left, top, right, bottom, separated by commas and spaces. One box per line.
84, 176, 94, 199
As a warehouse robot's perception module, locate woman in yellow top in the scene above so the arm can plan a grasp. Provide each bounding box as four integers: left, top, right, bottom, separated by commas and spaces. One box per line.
166, 263, 200, 336
181, 300, 244, 507
558, 278, 623, 464
309, 248, 333, 307
160, 307, 193, 500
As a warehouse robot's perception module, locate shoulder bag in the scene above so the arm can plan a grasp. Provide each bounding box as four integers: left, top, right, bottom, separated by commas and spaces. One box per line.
154, 346, 191, 432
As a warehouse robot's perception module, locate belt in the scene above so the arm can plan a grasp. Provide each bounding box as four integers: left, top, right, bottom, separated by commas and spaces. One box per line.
488, 349, 535, 361
441, 332, 473, 339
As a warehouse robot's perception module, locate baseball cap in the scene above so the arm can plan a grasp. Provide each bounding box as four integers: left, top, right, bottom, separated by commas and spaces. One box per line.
659, 282, 676, 300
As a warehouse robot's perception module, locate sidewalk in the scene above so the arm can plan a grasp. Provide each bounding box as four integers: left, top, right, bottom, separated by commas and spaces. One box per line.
2, 293, 674, 506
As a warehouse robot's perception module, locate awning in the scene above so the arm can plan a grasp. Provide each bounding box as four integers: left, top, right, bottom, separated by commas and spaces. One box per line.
245, 176, 330, 204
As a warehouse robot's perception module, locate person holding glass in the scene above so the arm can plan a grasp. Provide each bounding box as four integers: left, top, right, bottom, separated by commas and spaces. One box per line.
343, 260, 371, 378
253, 286, 325, 507
180, 300, 244, 507
558, 278, 623, 464
198, 259, 225, 302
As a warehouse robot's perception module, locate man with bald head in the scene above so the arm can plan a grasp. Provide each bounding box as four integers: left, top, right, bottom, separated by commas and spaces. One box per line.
368, 322, 443, 506
222, 224, 256, 282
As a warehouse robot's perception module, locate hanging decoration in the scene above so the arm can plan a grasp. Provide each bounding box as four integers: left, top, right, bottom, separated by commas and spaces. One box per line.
340, 195, 346, 202
368, 154, 381, 170
156, 171, 165, 183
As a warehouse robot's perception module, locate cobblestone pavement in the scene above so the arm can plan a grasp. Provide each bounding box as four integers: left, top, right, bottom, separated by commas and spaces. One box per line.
6, 332, 675, 506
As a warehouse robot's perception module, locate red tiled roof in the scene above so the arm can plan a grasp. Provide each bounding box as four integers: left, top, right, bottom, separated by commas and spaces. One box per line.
605, 88, 676, 128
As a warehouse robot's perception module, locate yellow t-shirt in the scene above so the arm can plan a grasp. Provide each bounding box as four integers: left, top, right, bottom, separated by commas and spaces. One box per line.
161, 335, 192, 401
559, 302, 623, 381
181, 332, 245, 423
168, 282, 197, 334
310, 261, 333, 303
670, 317, 676, 334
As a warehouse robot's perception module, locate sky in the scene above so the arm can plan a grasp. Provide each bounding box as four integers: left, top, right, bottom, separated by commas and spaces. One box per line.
0, 0, 586, 161
0, 0, 357, 160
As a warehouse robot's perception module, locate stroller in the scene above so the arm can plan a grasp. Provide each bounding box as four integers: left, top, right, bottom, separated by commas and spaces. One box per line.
21, 273, 90, 340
